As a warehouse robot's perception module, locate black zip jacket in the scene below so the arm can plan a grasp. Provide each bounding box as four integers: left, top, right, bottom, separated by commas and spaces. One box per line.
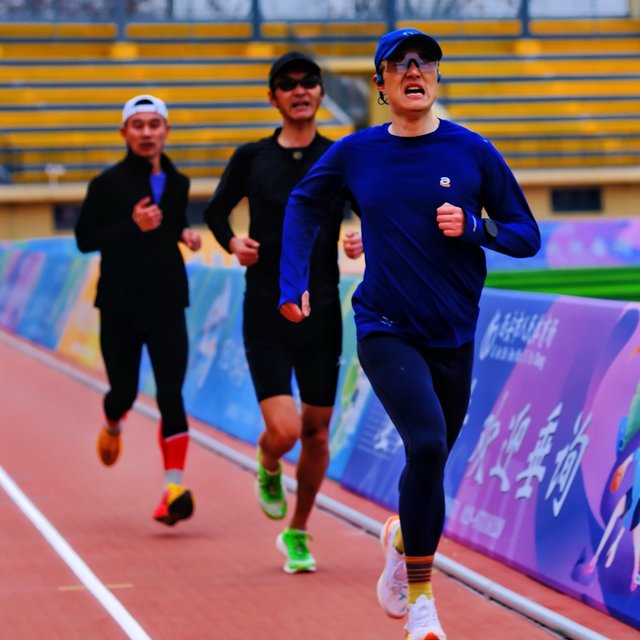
75, 150, 190, 310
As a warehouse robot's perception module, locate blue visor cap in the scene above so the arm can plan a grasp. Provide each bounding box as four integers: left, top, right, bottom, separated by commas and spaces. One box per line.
374, 28, 442, 69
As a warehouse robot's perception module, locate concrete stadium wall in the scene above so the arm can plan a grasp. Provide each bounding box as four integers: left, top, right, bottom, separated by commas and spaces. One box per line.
2, 169, 640, 241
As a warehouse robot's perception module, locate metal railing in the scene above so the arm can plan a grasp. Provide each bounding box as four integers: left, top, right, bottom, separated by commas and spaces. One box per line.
0, 1, 631, 40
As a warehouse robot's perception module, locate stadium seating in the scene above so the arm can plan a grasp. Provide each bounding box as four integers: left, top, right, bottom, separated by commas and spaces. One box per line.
0, 21, 356, 184
1, 17, 639, 183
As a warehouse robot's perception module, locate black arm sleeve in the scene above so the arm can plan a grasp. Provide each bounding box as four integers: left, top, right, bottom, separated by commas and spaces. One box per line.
74, 177, 139, 253
203, 145, 253, 253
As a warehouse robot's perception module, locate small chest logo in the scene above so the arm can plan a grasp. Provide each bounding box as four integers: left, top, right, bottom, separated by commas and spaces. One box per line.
440, 177, 451, 188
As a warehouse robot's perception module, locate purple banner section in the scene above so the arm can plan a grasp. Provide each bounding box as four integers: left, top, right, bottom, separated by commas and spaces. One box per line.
487, 217, 640, 270
339, 391, 405, 511
0, 248, 45, 332
340, 289, 640, 630
16, 253, 91, 349
445, 291, 640, 630
181, 265, 262, 444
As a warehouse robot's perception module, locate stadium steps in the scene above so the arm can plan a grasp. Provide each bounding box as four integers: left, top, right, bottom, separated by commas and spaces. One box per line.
529, 17, 640, 36
0, 19, 382, 60
7, 140, 249, 183
0, 41, 284, 59
1, 17, 640, 181
0, 84, 270, 104
0, 22, 116, 39
2, 116, 353, 184
438, 63, 640, 168
0, 20, 252, 40
0, 60, 272, 82
1, 103, 344, 127
0, 56, 353, 183
0, 104, 349, 184
126, 21, 253, 39
5, 33, 640, 61
0, 21, 357, 183
407, 17, 640, 37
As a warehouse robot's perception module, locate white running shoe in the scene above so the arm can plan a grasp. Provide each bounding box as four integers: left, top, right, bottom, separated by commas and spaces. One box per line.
404, 594, 447, 640
376, 515, 408, 618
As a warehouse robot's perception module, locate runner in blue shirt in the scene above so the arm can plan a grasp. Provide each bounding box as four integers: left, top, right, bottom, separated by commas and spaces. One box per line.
279, 28, 540, 640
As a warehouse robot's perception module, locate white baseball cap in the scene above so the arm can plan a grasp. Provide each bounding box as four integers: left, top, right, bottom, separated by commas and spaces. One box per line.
122, 94, 168, 124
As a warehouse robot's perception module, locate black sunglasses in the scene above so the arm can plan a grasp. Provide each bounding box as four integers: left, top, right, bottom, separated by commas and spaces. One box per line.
274, 75, 322, 92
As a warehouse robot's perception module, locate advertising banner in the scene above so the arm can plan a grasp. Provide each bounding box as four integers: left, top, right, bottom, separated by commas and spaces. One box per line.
487, 217, 640, 271
339, 389, 405, 510
338, 289, 640, 629
182, 264, 263, 443
2, 234, 639, 630
326, 276, 369, 479
57, 257, 102, 370
0, 248, 45, 332
445, 290, 640, 630
16, 253, 91, 349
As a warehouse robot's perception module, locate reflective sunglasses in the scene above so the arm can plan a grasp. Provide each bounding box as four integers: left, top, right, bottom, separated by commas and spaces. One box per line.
385, 52, 438, 74
274, 75, 322, 92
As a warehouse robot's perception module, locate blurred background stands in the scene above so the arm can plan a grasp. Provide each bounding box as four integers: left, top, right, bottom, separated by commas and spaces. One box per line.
0, 0, 639, 236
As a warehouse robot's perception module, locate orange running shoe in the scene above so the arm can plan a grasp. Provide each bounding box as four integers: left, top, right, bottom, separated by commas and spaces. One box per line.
96, 425, 121, 466
153, 483, 194, 526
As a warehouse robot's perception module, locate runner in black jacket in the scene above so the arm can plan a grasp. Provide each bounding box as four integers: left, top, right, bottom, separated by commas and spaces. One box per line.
75, 94, 201, 527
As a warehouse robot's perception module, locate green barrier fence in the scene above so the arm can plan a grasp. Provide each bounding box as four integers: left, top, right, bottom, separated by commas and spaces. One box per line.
486, 265, 640, 302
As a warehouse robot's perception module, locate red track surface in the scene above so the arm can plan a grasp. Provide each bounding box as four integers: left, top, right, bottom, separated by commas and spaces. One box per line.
0, 332, 636, 640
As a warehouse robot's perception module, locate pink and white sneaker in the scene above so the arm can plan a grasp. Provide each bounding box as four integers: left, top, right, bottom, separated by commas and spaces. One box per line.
377, 516, 408, 618
404, 594, 447, 640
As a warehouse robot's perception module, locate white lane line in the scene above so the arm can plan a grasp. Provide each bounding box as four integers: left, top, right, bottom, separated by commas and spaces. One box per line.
0, 330, 610, 640
0, 466, 151, 640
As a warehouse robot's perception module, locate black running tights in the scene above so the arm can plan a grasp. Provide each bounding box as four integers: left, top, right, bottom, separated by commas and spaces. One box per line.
99, 305, 188, 439
357, 333, 474, 557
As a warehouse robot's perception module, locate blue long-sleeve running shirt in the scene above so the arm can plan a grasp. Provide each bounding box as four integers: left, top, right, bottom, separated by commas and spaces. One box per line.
279, 120, 541, 348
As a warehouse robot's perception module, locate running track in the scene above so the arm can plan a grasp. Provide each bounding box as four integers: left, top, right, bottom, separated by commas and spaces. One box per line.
0, 330, 635, 639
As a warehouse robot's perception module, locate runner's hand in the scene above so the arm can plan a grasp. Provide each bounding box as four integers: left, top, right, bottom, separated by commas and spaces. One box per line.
343, 230, 364, 259
133, 196, 162, 232
280, 291, 311, 323
229, 236, 260, 266
182, 228, 201, 251
436, 202, 465, 237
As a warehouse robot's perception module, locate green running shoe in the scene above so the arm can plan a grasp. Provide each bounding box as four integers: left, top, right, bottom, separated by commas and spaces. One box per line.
276, 528, 317, 574
255, 449, 287, 520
